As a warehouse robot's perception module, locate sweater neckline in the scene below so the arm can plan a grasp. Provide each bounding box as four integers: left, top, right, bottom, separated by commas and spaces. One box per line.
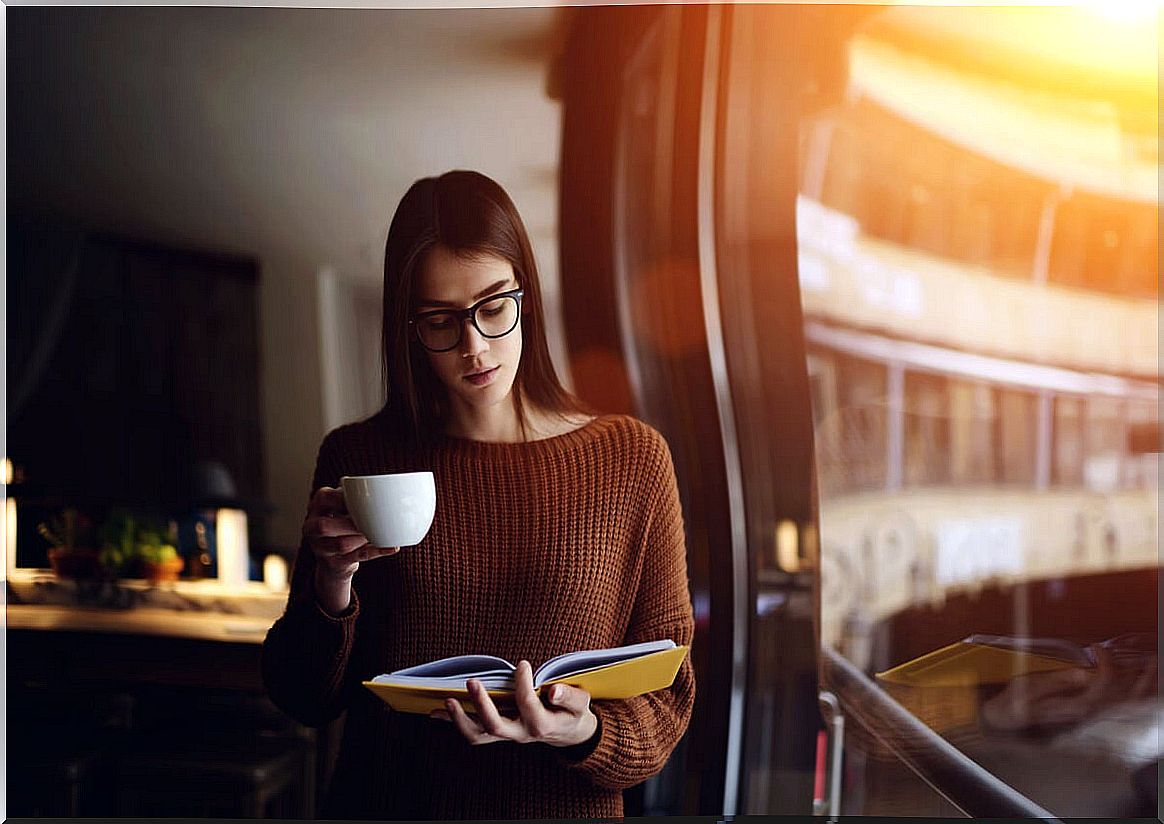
432, 413, 616, 457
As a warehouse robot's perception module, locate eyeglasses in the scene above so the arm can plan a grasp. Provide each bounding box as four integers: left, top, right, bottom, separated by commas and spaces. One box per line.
409, 288, 525, 353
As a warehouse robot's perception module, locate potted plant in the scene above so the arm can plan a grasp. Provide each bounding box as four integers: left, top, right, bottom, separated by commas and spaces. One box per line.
38, 508, 102, 580
97, 510, 137, 580
134, 526, 184, 583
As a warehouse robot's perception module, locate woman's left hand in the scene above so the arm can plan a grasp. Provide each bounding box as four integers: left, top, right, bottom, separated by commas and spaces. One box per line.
430, 660, 598, 748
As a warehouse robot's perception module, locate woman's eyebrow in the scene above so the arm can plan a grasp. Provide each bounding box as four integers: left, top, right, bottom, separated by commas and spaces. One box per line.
416, 279, 513, 309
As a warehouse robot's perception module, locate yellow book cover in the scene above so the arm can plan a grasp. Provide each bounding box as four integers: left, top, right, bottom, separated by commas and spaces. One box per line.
363, 640, 689, 715
875, 634, 1092, 688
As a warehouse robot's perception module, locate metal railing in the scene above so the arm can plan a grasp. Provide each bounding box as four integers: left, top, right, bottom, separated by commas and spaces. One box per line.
821, 645, 1062, 820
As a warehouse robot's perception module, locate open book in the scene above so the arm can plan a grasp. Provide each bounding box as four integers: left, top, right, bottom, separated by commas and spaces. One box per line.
875, 633, 1100, 687
363, 639, 689, 715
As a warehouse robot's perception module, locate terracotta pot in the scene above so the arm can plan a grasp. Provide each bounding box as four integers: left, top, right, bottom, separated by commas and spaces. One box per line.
47, 547, 103, 580
142, 556, 185, 583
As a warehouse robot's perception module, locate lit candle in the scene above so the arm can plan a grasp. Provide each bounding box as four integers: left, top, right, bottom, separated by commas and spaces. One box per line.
776, 518, 800, 572
215, 508, 250, 589
263, 554, 288, 591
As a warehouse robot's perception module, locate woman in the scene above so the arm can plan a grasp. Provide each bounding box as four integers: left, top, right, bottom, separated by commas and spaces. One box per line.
262, 170, 695, 820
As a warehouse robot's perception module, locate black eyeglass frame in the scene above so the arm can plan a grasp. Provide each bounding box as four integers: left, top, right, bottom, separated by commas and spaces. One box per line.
408, 288, 526, 353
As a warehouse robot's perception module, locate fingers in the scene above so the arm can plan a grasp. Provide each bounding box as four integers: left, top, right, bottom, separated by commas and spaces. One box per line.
312, 534, 370, 555
303, 514, 361, 539
308, 486, 347, 517
513, 661, 553, 738
444, 696, 501, 745
343, 544, 400, 562
303, 487, 380, 563
544, 682, 591, 715
434, 673, 597, 749
468, 679, 524, 742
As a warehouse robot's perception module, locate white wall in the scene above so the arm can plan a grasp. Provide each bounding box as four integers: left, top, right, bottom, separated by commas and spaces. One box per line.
7, 7, 568, 551
264, 86, 567, 553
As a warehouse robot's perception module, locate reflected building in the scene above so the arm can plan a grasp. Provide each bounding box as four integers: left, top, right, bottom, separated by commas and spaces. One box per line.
796, 6, 1158, 666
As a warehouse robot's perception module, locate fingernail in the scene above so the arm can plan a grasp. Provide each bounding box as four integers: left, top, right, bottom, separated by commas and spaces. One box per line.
550, 686, 561, 702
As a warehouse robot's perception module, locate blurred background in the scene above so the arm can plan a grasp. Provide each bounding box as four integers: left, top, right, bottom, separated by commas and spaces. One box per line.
5, 3, 1159, 820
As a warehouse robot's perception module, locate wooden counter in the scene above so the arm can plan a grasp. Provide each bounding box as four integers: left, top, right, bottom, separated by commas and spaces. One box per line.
7, 604, 275, 645
8, 610, 273, 694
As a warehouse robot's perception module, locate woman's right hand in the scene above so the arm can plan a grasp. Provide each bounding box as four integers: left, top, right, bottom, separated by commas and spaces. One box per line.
303, 486, 399, 615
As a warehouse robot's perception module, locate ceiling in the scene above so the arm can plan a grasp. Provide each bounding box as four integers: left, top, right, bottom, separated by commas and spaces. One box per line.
7, 6, 565, 281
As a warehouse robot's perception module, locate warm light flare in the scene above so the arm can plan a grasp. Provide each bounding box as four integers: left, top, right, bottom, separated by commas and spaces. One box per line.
871, 0, 1162, 9
5, 497, 17, 581
848, 3, 1158, 203
1081, 0, 1161, 24
263, 553, 288, 591
776, 519, 801, 573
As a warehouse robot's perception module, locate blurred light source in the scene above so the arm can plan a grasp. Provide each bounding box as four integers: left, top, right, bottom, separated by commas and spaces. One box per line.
263, 554, 288, 592
215, 508, 250, 589
4, 458, 13, 486
5, 497, 16, 580
802, 522, 820, 569
777, 519, 800, 573
1082, 0, 1161, 23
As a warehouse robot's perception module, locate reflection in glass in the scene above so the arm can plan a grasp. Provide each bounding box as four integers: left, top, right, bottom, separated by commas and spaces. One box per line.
794, 5, 1159, 818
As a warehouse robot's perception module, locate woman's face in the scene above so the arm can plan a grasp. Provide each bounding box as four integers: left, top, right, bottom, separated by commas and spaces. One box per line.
413, 244, 523, 417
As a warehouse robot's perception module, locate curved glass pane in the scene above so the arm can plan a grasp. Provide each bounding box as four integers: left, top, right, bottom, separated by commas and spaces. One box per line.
798, 6, 1159, 818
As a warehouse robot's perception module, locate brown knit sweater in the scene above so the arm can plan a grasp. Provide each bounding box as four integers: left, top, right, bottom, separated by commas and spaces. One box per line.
261, 412, 696, 820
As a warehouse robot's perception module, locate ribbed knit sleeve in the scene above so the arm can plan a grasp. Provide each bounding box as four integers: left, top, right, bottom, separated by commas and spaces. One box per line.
555, 428, 696, 789
261, 428, 362, 728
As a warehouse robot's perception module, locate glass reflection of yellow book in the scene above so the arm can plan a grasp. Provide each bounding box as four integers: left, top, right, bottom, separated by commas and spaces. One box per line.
363, 640, 689, 715
876, 635, 1092, 687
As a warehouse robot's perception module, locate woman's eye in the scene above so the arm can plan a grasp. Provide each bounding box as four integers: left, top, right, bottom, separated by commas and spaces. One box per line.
480, 306, 505, 318
425, 316, 454, 330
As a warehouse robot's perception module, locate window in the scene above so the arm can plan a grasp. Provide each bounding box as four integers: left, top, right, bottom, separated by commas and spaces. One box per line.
950, 379, 998, 485
997, 387, 1038, 485
819, 99, 1047, 280
809, 348, 889, 496
1053, 395, 1086, 486
791, 6, 1160, 820
903, 371, 951, 487
1050, 193, 1158, 299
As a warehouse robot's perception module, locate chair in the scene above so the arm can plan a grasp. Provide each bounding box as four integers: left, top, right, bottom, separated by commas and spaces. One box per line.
6, 685, 133, 816
112, 731, 315, 818
8, 743, 104, 817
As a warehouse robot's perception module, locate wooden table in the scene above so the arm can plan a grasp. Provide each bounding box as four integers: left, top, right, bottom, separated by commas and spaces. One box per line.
8, 600, 340, 816
8, 604, 272, 691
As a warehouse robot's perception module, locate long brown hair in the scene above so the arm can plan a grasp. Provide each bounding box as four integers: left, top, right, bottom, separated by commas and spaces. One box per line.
380, 170, 592, 446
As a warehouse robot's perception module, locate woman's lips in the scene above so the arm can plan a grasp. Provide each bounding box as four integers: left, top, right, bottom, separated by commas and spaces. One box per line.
463, 366, 500, 387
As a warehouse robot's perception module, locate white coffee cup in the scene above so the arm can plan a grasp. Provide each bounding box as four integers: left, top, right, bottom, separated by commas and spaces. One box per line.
340, 471, 436, 548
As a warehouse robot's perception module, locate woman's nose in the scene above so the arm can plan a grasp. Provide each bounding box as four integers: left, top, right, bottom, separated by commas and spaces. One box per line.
459, 318, 488, 357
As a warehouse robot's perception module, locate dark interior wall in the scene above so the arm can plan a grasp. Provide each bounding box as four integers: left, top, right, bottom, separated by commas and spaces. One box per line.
8, 216, 267, 562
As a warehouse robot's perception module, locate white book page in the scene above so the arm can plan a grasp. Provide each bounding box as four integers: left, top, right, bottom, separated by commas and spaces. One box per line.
372, 673, 516, 690
533, 639, 676, 687
372, 654, 516, 687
